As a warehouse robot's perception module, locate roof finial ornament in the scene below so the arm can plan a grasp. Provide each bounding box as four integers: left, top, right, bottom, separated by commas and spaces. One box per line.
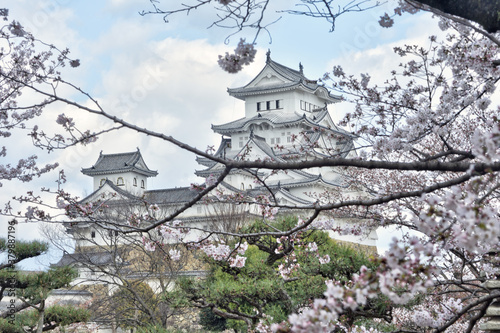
266, 49, 271, 63
299, 62, 303, 74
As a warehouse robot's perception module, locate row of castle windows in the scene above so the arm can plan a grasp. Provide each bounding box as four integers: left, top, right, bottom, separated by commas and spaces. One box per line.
271, 132, 293, 145
240, 183, 252, 190
238, 132, 293, 148
257, 99, 283, 111
90, 230, 119, 238
300, 100, 321, 112
100, 177, 145, 188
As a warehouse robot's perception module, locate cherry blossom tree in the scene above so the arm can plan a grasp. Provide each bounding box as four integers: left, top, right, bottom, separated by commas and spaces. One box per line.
2, 1, 500, 332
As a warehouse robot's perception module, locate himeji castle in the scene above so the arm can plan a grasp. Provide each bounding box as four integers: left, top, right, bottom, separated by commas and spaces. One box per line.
54, 53, 377, 331
62, 52, 376, 251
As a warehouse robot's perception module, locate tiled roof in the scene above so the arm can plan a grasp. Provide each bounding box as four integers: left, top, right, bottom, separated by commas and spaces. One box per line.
275, 188, 315, 206
78, 179, 141, 204
50, 289, 93, 296
271, 174, 344, 188
196, 137, 232, 167
195, 129, 354, 182
211, 109, 354, 138
245, 186, 313, 206
250, 135, 278, 160
227, 57, 341, 103
53, 251, 127, 267
212, 111, 309, 134
144, 187, 199, 204
195, 134, 280, 178
82, 149, 158, 177
127, 270, 208, 279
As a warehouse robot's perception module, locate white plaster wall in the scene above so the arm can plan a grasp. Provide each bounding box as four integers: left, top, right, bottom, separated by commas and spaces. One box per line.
91, 172, 148, 194
244, 91, 299, 117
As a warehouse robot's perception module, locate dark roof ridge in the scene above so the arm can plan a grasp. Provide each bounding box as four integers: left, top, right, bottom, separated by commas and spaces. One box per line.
145, 186, 191, 193
82, 149, 158, 177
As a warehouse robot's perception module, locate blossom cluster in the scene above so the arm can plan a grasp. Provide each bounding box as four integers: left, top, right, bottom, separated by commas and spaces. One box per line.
197, 240, 249, 268
142, 219, 188, 255
218, 39, 256, 73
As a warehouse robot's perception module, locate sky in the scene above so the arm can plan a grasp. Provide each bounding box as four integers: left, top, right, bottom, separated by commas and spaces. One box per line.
1, 0, 443, 269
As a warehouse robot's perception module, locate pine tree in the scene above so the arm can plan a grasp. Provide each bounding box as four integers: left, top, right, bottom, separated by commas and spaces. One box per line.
0, 220, 90, 332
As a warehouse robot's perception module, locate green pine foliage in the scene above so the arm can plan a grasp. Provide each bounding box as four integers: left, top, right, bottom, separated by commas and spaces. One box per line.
199, 307, 227, 332
16, 267, 78, 304
0, 318, 21, 333
0, 227, 91, 332
171, 216, 384, 330
15, 305, 90, 332
0, 238, 48, 266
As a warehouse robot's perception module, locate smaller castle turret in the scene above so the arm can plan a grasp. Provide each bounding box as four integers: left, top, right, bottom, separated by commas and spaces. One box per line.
81, 148, 158, 196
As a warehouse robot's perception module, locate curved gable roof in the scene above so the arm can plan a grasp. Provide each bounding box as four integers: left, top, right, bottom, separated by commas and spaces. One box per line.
80, 179, 141, 203
227, 54, 341, 103
144, 187, 198, 204
82, 149, 158, 177
212, 109, 355, 138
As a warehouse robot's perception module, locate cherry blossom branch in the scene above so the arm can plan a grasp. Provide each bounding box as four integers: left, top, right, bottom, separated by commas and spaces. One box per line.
431, 291, 500, 333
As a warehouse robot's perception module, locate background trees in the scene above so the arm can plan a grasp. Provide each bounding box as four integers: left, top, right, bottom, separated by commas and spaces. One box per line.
0, 227, 90, 332
43, 199, 199, 331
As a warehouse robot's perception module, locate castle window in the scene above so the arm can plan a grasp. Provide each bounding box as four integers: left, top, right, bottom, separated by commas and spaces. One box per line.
240, 183, 245, 190
100, 179, 106, 186
276, 137, 281, 144
117, 177, 124, 186
271, 138, 275, 144
258, 100, 282, 111
141, 180, 145, 189
91, 231, 96, 238
133, 178, 137, 187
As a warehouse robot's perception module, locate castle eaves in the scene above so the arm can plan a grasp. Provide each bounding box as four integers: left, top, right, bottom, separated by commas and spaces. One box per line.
81, 150, 158, 177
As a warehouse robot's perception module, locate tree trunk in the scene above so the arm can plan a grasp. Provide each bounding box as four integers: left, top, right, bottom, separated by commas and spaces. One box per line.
414, 0, 500, 32
36, 299, 45, 333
